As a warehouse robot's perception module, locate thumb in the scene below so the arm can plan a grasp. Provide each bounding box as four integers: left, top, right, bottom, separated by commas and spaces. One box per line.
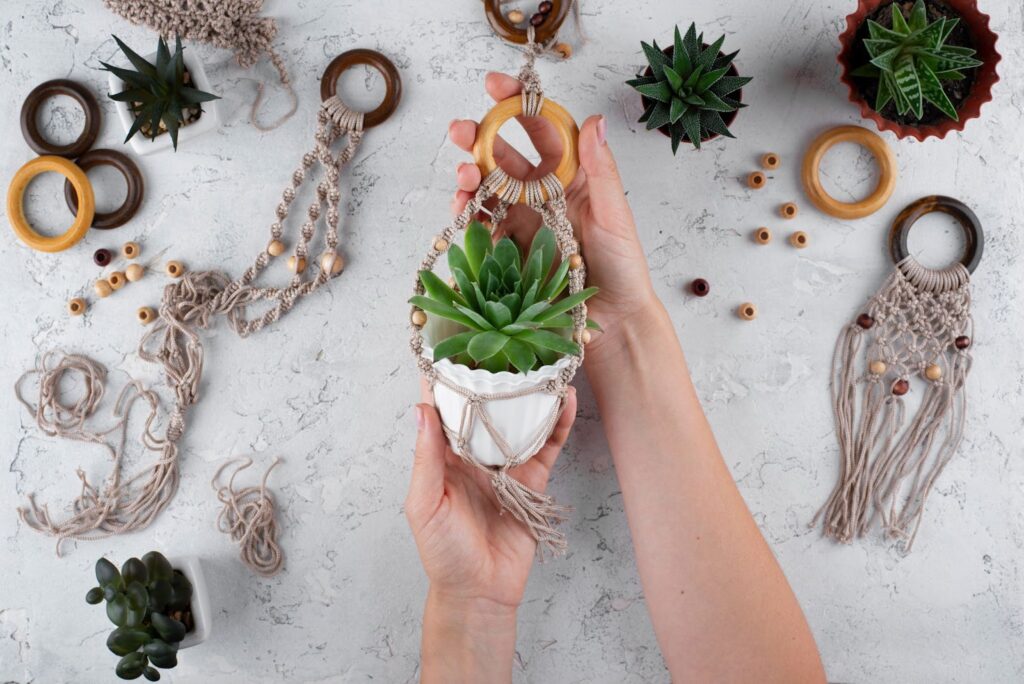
578, 115, 637, 240
405, 403, 447, 529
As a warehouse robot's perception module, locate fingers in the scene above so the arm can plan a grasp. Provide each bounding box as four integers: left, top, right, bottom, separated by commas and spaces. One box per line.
405, 403, 447, 528
532, 387, 577, 472
484, 72, 523, 101
449, 119, 536, 181
578, 115, 638, 240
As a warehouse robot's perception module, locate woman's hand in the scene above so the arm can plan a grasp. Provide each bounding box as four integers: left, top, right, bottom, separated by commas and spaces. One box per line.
447, 72, 661, 356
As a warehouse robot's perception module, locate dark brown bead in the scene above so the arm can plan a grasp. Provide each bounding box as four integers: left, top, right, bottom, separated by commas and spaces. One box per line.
891, 379, 909, 396
530, 12, 546, 26
856, 313, 875, 329
93, 248, 112, 267
954, 335, 971, 350
538, 0, 554, 13
690, 278, 710, 297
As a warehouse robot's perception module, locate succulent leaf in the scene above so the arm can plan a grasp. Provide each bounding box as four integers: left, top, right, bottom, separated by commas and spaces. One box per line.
86, 586, 104, 604
107, 627, 152, 657
141, 552, 173, 583
97, 558, 123, 589
151, 613, 187, 644
115, 652, 148, 680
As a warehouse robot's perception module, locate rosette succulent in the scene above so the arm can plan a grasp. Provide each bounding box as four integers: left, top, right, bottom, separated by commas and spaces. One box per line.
411, 222, 598, 374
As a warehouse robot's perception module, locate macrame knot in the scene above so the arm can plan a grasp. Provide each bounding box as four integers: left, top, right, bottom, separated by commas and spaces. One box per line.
212, 457, 284, 577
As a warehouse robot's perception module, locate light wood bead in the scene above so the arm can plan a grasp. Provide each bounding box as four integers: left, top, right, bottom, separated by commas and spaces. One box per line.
924, 364, 942, 381
554, 42, 572, 59
575, 329, 592, 344
568, 254, 583, 270
287, 256, 307, 273
447, 277, 457, 289
761, 152, 781, 170
108, 271, 127, 290
737, 302, 757, 321
137, 306, 156, 325
125, 263, 144, 282
94, 279, 113, 298
780, 202, 798, 219
121, 242, 140, 259
165, 260, 185, 278
789, 231, 809, 248
411, 310, 428, 327
320, 251, 344, 275
433, 238, 449, 252
67, 298, 86, 316
869, 360, 887, 375
754, 227, 772, 244
747, 171, 766, 189
267, 239, 286, 257
507, 8, 525, 23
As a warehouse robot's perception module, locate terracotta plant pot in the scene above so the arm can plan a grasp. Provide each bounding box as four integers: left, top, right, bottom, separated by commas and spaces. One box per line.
639, 45, 743, 147
837, 0, 1000, 141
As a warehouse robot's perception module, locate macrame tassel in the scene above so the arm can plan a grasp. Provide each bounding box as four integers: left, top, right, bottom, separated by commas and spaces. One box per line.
816, 258, 973, 551
490, 470, 569, 558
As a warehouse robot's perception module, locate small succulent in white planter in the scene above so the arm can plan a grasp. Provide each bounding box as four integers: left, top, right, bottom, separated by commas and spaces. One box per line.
85, 551, 211, 680
102, 35, 221, 154
410, 221, 597, 466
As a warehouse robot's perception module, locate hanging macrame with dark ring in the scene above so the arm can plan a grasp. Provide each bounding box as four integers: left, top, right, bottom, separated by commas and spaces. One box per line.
814, 196, 982, 552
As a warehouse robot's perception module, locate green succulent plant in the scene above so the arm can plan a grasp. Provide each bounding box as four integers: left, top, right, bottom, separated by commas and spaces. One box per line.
627, 23, 752, 153
410, 222, 599, 374
101, 35, 220, 150
850, 0, 983, 121
85, 552, 193, 681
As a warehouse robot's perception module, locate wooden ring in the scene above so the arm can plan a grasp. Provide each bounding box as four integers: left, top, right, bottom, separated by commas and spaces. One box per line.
7, 155, 94, 253
889, 196, 983, 274
472, 95, 579, 204
20, 79, 101, 158
63, 149, 144, 229
320, 49, 401, 128
801, 125, 896, 219
483, 0, 570, 45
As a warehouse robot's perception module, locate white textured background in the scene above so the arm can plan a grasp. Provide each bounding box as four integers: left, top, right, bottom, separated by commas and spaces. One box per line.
1, 1, 1022, 682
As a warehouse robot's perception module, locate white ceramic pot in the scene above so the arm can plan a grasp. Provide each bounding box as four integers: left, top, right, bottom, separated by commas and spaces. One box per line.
108, 51, 221, 155
168, 556, 211, 649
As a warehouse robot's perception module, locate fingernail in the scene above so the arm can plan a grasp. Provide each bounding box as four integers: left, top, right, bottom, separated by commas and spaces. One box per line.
596, 115, 607, 146
415, 405, 425, 431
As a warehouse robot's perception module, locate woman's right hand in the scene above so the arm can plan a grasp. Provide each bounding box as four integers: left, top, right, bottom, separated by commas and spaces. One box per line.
447, 72, 662, 356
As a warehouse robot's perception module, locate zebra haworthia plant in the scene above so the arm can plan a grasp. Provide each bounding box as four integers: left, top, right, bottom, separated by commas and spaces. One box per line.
851, 0, 983, 121
85, 552, 192, 681
627, 23, 752, 153
411, 222, 598, 374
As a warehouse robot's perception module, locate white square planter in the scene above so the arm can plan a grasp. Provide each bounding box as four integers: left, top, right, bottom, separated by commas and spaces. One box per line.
108, 50, 220, 155
168, 555, 211, 649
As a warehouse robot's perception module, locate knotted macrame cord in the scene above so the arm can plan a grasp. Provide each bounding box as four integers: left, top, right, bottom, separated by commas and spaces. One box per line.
212, 457, 284, 576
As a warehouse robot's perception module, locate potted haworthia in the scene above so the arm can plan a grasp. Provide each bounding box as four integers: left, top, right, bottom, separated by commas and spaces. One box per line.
838, 0, 1000, 140
102, 35, 221, 154
627, 23, 752, 153
410, 222, 597, 466
85, 552, 211, 680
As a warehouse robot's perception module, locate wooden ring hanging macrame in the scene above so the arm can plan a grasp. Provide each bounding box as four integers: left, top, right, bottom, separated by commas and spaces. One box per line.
484, 0, 572, 45
410, 31, 584, 557
889, 195, 983, 273
801, 125, 896, 219
320, 49, 402, 129
814, 196, 982, 552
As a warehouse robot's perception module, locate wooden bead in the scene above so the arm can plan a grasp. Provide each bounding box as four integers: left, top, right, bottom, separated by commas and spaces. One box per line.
320, 251, 344, 275
754, 227, 772, 244
574, 329, 592, 344
121, 241, 140, 259
737, 302, 757, 321
137, 306, 156, 325
747, 171, 766, 189
568, 254, 583, 270
690, 278, 710, 297
411, 309, 427, 327
530, 11, 545, 26
447, 277, 457, 289
267, 239, 286, 257
924, 364, 942, 381
287, 256, 307, 274
869, 360, 887, 375
761, 152, 781, 170
165, 260, 185, 278
780, 202, 798, 219
93, 248, 112, 267
507, 9, 525, 23
891, 379, 910, 396
125, 263, 144, 282
67, 298, 86, 316
954, 335, 971, 350
554, 42, 572, 59
789, 231, 809, 248
538, 0, 553, 13
108, 271, 127, 290
856, 313, 875, 329
94, 279, 112, 298
433, 238, 449, 252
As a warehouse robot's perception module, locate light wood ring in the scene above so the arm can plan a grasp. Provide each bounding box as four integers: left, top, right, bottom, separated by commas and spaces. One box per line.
472, 95, 579, 204
801, 125, 896, 220
7, 155, 94, 253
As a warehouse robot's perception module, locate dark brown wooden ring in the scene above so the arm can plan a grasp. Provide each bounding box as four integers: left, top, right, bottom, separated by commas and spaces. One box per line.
484, 0, 570, 45
63, 149, 144, 230
320, 49, 402, 128
20, 79, 101, 158
889, 196, 983, 274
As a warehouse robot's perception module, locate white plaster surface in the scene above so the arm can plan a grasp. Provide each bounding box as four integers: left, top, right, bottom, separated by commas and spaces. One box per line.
1, 1, 1022, 682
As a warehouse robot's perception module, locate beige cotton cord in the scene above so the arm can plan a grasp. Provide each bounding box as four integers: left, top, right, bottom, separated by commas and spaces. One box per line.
212, 457, 284, 576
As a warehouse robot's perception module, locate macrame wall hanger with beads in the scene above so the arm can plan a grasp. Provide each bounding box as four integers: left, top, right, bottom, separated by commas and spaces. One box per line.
483, 0, 583, 59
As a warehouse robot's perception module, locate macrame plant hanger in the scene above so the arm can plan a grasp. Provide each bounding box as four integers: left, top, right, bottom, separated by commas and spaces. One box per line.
814, 196, 982, 552
410, 27, 584, 557
15, 50, 401, 554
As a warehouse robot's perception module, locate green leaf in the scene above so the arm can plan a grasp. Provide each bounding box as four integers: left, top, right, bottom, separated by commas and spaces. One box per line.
672, 25, 691, 76
148, 579, 172, 614
107, 627, 152, 657
516, 301, 551, 324
669, 97, 685, 124
122, 558, 148, 586
520, 281, 540, 311
700, 110, 734, 139
670, 125, 683, 154
454, 303, 495, 331
463, 221, 492, 278
503, 338, 538, 373
927, 50, 983, 73
468, 331, 510, 362
682, 94, 704, 106
177, 87, 220, 104
520, 249, 544, 296
850, 63, 882, 78
86, 586, 104, 604
909, 0, 927, 31
870, 46, 903, 72
683, 63, 703, 88
112, 35, 158, 78
661, 65, 684, 92
419, 270, 466, 307
894, 53, 923, 119
863, 37, 897, 59
500, 323, 536, 335
479, 351, 509, 373
151, 613, 186, 644
710, 75, 751, 96
698, 91, 734, 113
640, 40, 670, 69
143, 667, 161, 682
408, 295, 484, 331
890, 4, 910, 34
867, 18, 905, 42
97, 558, 122, 589
634, 81, 672, 103
644, 101, 671, 130
125, 581, 148, 611
695, 65, 731, 92
107, 594, 129, 627
682, 23, 700, 63
697, 34, 726, 70
115, 652, 148, 680
680, 108, 702, 149
433, 331, 476, 362
450, 268, 477, 310
625, 75, 659, 89
100, 62, 152, 89
535, 287, 599, 322
516, 330, 580, 357
447, 244, 472, 281
483, 301, 513, 328
939, 17, 959, 44
539, 259, 570, 301
875, 73, 894, 110
499, 292, 522, 319
143, 638, 178, 661
167, 572, 192, 611
918, 61, 959, 120
492, 237, 520, 271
